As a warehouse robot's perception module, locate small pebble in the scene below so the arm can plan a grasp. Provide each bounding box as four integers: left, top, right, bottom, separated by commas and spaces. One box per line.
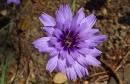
120, 25, 126, 30
101, 8, 108, 17
53, 72, 67, 84
1, 10, 7, 16
94, 82, 100, 84
118, 13, 123, 17
83, 81, 89, 84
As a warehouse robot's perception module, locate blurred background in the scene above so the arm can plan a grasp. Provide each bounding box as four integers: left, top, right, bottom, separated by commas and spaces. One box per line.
0, 0, 130, 84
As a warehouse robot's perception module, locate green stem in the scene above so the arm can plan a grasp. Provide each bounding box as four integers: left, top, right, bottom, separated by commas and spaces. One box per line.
0, 3, 17, 54
0, 53, 15, 84
0, 0, 31, 32
0, 26, 10, 54
71, 0, 76, 16
12, 3, 16, 14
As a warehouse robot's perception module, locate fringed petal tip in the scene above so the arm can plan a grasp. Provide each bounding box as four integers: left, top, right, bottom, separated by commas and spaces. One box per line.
32, 37, 52, 53
39, 12, 56, 26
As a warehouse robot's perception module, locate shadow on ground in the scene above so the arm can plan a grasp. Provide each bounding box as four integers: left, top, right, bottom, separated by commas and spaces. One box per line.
85, 0, 107, 12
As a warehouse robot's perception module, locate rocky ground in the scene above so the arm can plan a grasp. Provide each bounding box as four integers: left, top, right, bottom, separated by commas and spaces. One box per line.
0, 0, 130, 84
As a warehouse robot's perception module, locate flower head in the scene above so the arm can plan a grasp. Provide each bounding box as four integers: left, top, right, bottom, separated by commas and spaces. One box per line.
7, 0, 20, 5
33, 4, 106, 80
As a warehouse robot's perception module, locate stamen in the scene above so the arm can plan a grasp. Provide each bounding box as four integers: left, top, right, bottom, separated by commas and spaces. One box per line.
75, 34, 80, 39
73, 44, 80, 47
65, 41, 72, 47
66, 30, 70, 38
62, 30, 80, 48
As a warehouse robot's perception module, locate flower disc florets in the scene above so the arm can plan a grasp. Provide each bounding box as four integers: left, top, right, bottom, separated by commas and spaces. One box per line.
61, 29, 79, 48
33, 4, 106, 80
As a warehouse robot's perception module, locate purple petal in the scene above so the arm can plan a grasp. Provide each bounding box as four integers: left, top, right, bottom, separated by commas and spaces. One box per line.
55, 10, 65, 23
78, 22, 87, 33
60, 48, 68, 58
85, 55, 101, 66
84, 40, 98, 47
42, 27, 54, 37
79, 24, 99, 34
32, 37, 52, 52
57, 58, 66, 73
75, 41, 88, 48
74, 61, 88, 78
69, 48, 79, 60
53, 29, 64, 39
72, 8, 85, 24
79, 32, 93, 40
55, 41, 64, 50
88, 34, 106, 44
80, 14, 96, 29
77, 47, 90, 55
50, 48, 59, 57
55, 21, 64, 31
84, 29, 99, 34
46, 55, 58, 72
90, 48, 102, 57
70, 22, 79, 35
59, 4, 72, 21
66, 66, 77, 80
63, 20, 71, 33
66, 52, 75, 66
66, 67, 71, 80
80, 29, 99, 36
73, 63, 82, 78
39, 13, 56, 26
50, 37, 59, 45
77, 54, 89, 67
33, 37, 50, 43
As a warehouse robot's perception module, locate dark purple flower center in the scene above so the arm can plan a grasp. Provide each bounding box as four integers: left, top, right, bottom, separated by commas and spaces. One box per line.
61, 30, 79, 48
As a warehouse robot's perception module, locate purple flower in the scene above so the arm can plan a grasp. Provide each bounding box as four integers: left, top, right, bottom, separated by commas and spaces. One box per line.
7, 0, 20, 5
33, 4, 106, 80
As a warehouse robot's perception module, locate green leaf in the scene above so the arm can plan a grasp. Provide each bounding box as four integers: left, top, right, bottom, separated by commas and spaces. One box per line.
31, 78, 37, 83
